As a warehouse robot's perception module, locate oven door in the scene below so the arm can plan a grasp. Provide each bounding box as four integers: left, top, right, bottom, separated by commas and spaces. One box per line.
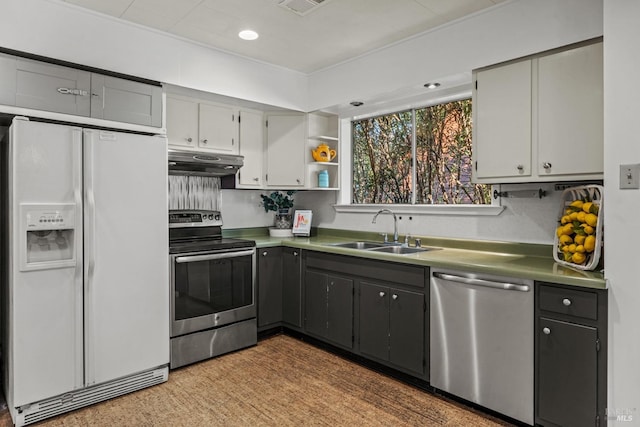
170, 247, 256, 337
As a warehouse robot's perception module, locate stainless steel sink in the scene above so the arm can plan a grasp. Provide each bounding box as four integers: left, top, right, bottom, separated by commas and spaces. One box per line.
330, 241, 385, 250
369, 245, 434, 254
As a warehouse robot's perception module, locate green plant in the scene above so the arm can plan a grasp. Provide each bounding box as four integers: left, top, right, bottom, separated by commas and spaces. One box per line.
260, 191, 296, 212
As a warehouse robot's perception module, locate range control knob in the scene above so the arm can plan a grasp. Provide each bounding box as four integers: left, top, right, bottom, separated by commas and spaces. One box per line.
208, 214, 214, 220
215, 214, 221, 221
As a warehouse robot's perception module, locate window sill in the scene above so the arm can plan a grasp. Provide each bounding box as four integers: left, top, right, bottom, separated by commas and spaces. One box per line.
332, 204, 505, 216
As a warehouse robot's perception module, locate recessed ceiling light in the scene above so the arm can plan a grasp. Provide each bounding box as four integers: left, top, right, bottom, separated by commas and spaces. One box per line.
424, 82, 441, 89
238, 30, 259, 41
350, 101, 364, 107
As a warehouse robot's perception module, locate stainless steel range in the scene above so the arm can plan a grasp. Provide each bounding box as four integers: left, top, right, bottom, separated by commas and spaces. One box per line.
169, 210, 257, 369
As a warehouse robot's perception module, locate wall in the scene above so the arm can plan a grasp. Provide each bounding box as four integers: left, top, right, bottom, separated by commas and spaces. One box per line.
0, 0, 307, 111
604, 1, 640, 422
308, 0, 603, 112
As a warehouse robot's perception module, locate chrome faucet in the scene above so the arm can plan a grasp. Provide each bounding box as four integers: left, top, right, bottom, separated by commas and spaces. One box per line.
372, 209, 398, 243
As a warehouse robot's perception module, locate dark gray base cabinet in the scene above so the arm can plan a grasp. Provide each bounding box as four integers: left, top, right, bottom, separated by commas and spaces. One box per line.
304, 269, 354, 349
359, 282, 425, 376
257, 247, 283, 331
535, 282, 607, 427
282, 248, 302, 329
303, 251, 428, 380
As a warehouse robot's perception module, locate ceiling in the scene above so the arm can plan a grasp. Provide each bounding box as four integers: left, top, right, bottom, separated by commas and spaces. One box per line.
61, 0, 509, 74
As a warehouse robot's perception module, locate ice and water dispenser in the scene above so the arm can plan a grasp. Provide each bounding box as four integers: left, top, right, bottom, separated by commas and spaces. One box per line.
19, 203, 77, 271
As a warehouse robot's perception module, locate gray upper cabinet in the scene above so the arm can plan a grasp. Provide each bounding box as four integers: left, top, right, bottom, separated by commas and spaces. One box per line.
3, 55, 162, 128
15, 58, 91, 116
90, 74, 162, 127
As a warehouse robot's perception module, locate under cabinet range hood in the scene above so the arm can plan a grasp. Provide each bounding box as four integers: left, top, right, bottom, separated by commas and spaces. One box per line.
168, 149, 244, 177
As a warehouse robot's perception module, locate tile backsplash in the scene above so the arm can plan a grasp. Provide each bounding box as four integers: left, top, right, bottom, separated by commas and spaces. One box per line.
168, 175, 220, 210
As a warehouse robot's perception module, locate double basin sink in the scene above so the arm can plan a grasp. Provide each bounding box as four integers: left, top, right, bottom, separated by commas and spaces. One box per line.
328, 241, 439, 255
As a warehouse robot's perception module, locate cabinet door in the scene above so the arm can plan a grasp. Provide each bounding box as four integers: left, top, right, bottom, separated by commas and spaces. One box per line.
359, 282, 389, 361
304, 270, 327, 338
537, 43, 603, 177
538, 317, 598, 427
257, 248, 283, 328
282, 248, 302, 327
167, 96, 198, 148
0, 53, 16, 106
238, 109, 264, 187
15, 58, 91, 116
266, 114, 306, 187
327, 275, 354, 348
389, 288, 424, 374
473, 60, 532, 180
90, 75, 162, 127
199, 103, 237, 153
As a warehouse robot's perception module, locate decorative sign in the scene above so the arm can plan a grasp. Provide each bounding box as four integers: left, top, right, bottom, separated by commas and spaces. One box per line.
292, 210, 312, 236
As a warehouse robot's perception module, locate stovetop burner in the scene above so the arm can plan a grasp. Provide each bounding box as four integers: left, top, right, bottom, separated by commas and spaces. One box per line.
169, 209, 255, 254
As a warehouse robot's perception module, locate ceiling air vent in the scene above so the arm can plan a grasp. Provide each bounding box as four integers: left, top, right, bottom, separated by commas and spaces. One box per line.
278, 0, 327, 16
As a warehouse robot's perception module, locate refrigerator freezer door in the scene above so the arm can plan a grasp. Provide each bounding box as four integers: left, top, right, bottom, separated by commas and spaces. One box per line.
83, 129, 169, 386
8, 119, 84, 406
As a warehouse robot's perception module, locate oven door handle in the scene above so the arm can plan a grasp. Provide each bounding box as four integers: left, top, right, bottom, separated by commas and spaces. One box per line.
175, 249, 256, 263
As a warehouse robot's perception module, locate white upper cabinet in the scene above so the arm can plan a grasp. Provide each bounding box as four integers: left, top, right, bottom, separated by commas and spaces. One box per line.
166, 95, 239, 154
537, 42, 603, 178
473, 60, 532, 180
166, 95, 198, 148
198, 103, 237, 152
265, 114, 306, 187
472, 41, 603, 184
236, 109, 264, 188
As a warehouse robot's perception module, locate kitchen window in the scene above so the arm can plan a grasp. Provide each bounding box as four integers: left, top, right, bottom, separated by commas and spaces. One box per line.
351, 99, 490, 206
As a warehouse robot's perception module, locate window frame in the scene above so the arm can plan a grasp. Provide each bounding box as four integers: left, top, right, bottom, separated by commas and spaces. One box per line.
336, 96, 503, 216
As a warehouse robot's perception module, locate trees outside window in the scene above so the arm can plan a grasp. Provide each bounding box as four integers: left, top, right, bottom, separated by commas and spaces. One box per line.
352, 99, 490, 205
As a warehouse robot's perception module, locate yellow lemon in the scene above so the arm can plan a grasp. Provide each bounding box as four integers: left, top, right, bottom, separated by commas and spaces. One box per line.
559, 235, 573, 245
568, 244, 577, 253
561, 215, 572, 225
562, 224, 574, 235
585, 213, 598, 227
572, 252, 587, 264
570, 200, 584, 209
556, 226, 565, 238
561, 245, 570, 253
574, 234, 586, 245
582, 202, 593, 213
581, 224, 595, 235
563, 252, 572, 262
576, 211, 586, 223
575, 245, 586, 253
584, 235, 596, 252
569, 212, 578, 221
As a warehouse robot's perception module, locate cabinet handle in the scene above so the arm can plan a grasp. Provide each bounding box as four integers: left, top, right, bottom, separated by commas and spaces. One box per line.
562, 298, 572, 306
262, 251, 268, 257
187, 137, 192, 143
202, 139, 208, 144
379, 291, 385, 297
293, 251, 298, 256
392, 294, 398, 300
543, 327, 551, 335
543, 162, 552, 170
253, 177, 259, 182
232, 138, 235, 145
516, 165, 524, 171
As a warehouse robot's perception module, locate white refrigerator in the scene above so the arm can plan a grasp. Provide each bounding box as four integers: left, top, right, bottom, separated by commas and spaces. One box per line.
2, 117, 169, 426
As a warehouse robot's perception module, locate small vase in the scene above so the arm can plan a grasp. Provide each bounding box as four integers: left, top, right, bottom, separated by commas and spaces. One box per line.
274, 208, 292, 229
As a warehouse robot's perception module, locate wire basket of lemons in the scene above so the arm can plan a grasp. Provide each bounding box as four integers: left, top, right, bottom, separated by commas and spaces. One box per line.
553, 185, 603, 271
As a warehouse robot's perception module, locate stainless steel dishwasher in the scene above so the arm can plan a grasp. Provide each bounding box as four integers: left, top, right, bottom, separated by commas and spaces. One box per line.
430, 268, 533, 425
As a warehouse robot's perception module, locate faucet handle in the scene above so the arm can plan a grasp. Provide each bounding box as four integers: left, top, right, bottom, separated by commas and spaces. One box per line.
404, 234, 410, 246
380, 233, 388, 243
414, 238, 422, 248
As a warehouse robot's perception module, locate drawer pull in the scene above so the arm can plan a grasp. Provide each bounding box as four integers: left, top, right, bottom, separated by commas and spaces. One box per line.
562, 298, 572, 306
262, 251, 268, 257
543, 327, 551, 335
392, 294, 398, 300
379, 291, 385, 298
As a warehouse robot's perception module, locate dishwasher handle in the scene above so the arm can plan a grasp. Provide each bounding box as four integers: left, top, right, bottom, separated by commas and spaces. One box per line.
432, 272, 530, 292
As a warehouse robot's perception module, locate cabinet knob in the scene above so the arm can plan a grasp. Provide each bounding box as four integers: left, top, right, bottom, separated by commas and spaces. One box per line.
562, 298, 572, 306
202, 139, 208, 144
543, 327, 551, 335
253, 177, 259, 182
296, 178, 301, 184
392, 294, 398, 300
379, 291, 385, 297
262, 251, 268, 257
543, 162, 552, 170
516, 165, 524, 171
186, 137, 192, 143
293, 251, 298, 256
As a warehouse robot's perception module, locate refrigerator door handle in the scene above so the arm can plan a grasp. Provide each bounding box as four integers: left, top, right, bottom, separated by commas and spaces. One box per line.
84, 130, 97, 385
72, 128, 85, 389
